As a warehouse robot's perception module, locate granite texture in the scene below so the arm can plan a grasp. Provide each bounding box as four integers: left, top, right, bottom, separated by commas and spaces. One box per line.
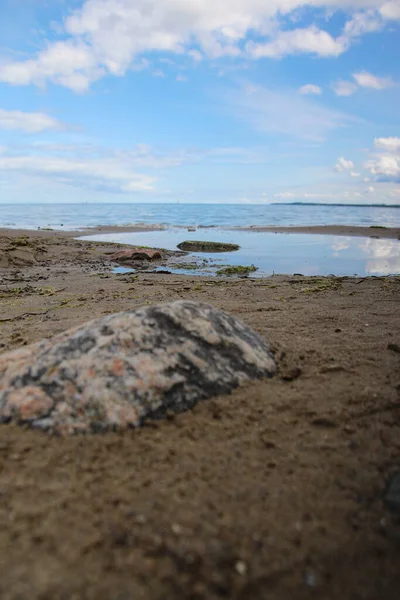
0, 301, 276, 435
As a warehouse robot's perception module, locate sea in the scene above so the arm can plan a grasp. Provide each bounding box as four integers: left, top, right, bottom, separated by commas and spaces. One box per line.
0, 202, 399, 230
1, 203, 399, 277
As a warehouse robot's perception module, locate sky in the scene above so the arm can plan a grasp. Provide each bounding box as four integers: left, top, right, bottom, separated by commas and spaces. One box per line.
0, 0, 399, 205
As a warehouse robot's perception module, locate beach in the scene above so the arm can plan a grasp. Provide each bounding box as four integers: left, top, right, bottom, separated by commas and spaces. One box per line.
1, 226, 400, 600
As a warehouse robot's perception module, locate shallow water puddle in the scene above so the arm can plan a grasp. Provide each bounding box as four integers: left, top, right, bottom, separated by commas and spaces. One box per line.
81, 228, 400, 277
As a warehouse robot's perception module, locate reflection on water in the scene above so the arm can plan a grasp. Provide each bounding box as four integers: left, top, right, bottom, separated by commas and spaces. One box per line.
81, 229, 400, 277
360, 238, 400, 275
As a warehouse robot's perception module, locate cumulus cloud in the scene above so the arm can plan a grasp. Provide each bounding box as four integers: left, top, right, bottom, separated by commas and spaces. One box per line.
335, 156, 354, 171
380, 1, 400, 19
353, 70, 394, 89
0, 0, 398, 91
298, 84, 322, 95
0, 109, 67, 133
366, 154, 400, 179
374, 137, 400, 152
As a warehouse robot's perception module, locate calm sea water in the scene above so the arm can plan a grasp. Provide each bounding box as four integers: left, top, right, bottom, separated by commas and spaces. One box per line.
0, 202, 399, 230
1, 203, 399, 276
83, 228, 400, 277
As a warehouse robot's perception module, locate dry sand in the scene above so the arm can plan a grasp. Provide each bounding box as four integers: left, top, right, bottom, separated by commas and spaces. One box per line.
0, 228, 400, 600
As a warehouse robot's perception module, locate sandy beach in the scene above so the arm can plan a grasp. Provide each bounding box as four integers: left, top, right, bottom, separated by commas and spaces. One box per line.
0, 227, 400, 600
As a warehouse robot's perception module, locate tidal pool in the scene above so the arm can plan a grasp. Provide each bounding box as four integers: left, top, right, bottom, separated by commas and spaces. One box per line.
81, 228, 400, 277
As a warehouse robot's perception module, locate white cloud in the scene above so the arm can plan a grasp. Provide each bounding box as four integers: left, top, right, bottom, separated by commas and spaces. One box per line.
0, 109, 67, 133
0, 0, 398, 91
353, 70, 394, 89
0, 143, 200, 193
188, 50, 204, 62
0, 153, 156, 193
332, 70, 394, 96
332, 80, 358, 96
366, 154, 400, 178
335, 156, 354, 171
350, 171, 361, 176
176, 74, 188, 82
299, 84, 322, 95
247, 26, 347, 59
374, 137, 400, 152
343, 10, 383, 37
226, 83, 354, 141
0, 40, 103, 92
380, 1, 400, 19
363, 134, 400, 182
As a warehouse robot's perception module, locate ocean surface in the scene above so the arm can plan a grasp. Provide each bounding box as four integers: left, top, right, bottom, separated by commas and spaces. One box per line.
0, 202, 399, 230
1, 203, 399, 277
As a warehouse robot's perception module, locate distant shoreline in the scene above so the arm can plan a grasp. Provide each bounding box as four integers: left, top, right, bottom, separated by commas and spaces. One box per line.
269, 202, 400, 208
0, 202, 399, 208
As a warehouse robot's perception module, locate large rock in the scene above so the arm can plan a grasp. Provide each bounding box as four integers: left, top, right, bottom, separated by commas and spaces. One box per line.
0, 301, 276, 435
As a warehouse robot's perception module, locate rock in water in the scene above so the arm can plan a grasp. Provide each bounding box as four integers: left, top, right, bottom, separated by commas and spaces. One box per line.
0, 301, 276, 435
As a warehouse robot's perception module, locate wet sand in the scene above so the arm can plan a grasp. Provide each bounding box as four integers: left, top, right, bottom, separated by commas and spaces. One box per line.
2, 224, 399, 239
0, 228, 400, 600
233, 225, 400, 240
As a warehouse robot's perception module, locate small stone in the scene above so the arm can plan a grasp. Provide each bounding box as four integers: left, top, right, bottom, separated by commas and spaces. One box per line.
304, 570, 317, 587
235, 561, 247, 576
171, 523, 182, 535
0, 301, 276, 435
311, 417, 338, 428
135, 514, 147, 524
280, 366, 302, 382
388, 343, 400, 354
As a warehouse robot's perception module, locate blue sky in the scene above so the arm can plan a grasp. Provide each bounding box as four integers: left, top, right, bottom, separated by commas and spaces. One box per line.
0, 0, 399, 204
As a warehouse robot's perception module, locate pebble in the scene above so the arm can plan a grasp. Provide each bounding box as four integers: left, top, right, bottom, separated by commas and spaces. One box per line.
235, 561, 247, 576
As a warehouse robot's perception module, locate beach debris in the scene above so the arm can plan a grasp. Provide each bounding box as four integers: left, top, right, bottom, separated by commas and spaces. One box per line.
110, 247, 163, 263
177, 241, 240, 252
0, 300, 276, 435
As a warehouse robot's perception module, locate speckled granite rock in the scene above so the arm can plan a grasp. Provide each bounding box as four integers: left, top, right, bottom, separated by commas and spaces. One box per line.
0, 301, 276, 435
